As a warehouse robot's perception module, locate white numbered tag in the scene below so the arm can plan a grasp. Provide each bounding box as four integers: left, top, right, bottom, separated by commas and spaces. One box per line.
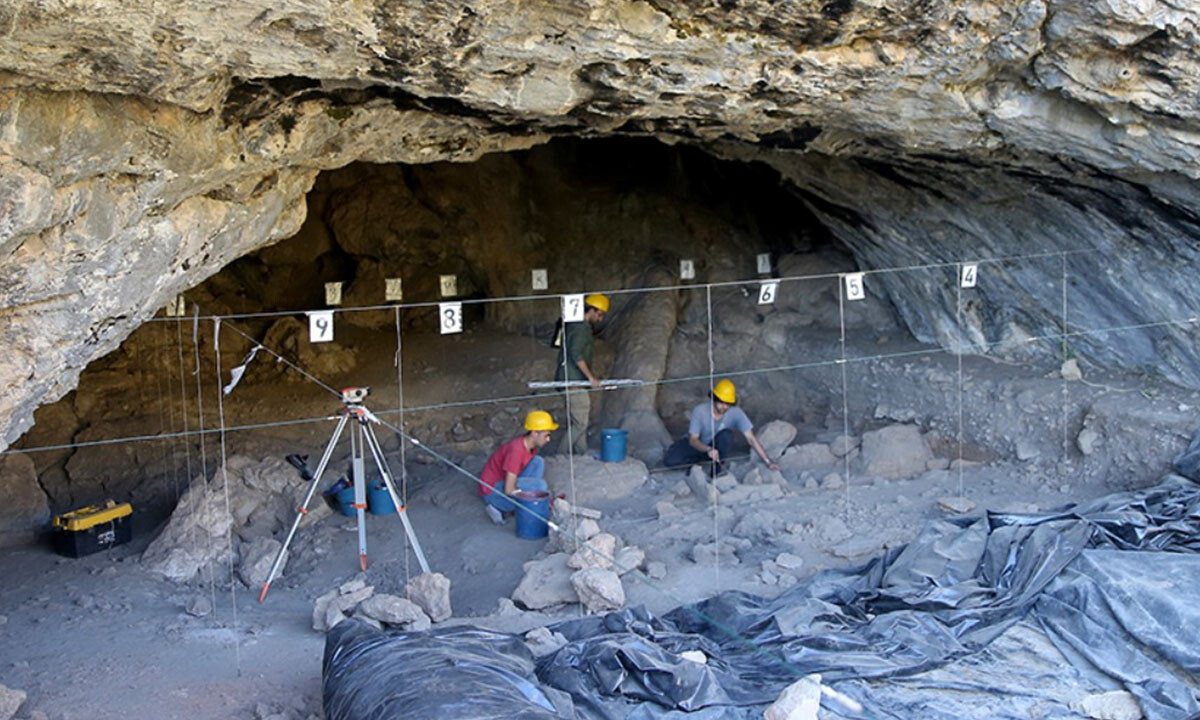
308, 310, 334, 343
385, 277, 403, 302
439, 275, 457, 297
165, 295, 186, 317
680, 259, 695, 280
531, 269, 548, 291
562, 294, 584, 322
844, 273, 865, 301
325, 282, 343, 306
960, 263, 978, 288
757, 253, 772, 274
758, 281, 779, 305
438, 302, 463, 334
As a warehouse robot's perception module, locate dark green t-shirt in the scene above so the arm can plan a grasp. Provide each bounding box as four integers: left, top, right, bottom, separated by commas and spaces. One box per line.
555, 321, 594, 381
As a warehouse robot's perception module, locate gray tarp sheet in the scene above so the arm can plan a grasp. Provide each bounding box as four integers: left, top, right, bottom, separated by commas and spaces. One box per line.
324, 474, 1200, 719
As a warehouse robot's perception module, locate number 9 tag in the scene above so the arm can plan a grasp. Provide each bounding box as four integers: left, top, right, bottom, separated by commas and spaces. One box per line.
308, 310, 334, 343
439, 302, 463, 334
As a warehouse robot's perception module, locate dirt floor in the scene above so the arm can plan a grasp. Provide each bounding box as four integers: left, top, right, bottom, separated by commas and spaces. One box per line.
1, 324, 1197, 720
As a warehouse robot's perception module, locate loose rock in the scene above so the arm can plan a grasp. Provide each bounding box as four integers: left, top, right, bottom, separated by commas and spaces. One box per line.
356, 594, 431, 631
568, 533, 617, 571
524, 627, 569, 658
821, 472, 844, 490
614, 545, 645, 575
861, 424, 931, 479
764, 674, 822, 720
405, 572, 452, 623
0, 684, 25, 720
830, 435, 860, 457
236, 537, 286, 589
756, 420, 797, 460
645, 561, 667, 579
685, 465, 719, 503
512, 553, 579, 610
571, 569, 625, 613
655, 501, 681, 520
185, 594, 212, 618
938, 496, 976, 514
779, 443, 836, 472
1069, 691, 1143, 720
713, 473, 738, 492
680, 650, 708, 664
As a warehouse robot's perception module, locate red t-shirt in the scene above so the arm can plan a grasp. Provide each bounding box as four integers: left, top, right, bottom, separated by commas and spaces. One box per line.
479, 436, 536, 496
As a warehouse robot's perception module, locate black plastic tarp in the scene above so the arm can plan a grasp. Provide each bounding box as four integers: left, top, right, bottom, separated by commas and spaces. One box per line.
324, 474, 1200, 719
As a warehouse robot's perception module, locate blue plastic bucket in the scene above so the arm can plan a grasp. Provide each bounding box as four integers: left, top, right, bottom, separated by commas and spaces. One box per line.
367, 483, 395, 515
513, 490, 551, 540
334, 486, 358, 517
600, 428, 628, 462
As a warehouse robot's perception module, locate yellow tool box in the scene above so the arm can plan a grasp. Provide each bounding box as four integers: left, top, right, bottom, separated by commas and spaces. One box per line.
52, 500, 133, 557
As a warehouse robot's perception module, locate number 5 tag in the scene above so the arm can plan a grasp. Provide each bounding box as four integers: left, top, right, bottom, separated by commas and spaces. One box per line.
439, 302, 463, 334
844, 273, 865, 301
562, 294, 584, 322
308, 310, 334, 343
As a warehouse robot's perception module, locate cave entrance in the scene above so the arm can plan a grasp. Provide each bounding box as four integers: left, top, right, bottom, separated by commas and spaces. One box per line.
14, 137, 878, 527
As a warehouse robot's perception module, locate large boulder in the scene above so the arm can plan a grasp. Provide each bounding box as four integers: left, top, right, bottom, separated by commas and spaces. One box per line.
0, 454, 50, 548
142, 455, 317, 583
543, 456, 648, 505
860, 424, 932, 479
356, 594, 431, 631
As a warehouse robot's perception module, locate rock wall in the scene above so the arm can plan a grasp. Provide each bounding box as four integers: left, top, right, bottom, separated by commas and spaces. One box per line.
3, 0, 1200, 452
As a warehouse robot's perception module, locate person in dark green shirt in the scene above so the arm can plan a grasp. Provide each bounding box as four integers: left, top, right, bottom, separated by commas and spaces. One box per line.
555, 293, 608, 455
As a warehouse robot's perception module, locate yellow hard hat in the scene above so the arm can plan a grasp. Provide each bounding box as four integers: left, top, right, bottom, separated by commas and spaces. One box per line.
584, 293, 609, 313
712, 379, 737, 404
524, 410, 559, 431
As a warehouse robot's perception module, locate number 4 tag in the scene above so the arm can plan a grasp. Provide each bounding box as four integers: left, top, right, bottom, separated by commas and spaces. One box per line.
960, 263, 978, 288
844, 273, 865, 301
308, 310, 334, 343
562, 294, 584, 322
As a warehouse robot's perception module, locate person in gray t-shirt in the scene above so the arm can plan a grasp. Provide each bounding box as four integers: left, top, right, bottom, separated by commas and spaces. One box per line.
663, 379, 780, 473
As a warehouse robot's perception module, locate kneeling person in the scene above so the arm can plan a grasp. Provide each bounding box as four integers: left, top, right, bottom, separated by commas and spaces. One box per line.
479, 410, 558, 524
664, 379, 780, 474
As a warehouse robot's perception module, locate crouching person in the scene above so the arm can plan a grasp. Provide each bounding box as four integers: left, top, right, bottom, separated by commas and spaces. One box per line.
479, 410, 558, 524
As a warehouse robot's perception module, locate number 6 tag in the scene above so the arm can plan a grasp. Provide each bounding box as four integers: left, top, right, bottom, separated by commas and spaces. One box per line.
844, 273, 865, 301
562, 294, 584, 322
439, 302, 463, 334
308, 310, 334, 343
758, 281, 779, 305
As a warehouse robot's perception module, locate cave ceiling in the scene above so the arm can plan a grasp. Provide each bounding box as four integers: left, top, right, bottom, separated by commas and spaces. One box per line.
1, 0, 1200, 451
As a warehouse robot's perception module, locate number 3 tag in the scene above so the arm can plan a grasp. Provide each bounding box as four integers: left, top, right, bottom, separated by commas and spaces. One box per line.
439, 302, 463, 334
308, 310, 334, 343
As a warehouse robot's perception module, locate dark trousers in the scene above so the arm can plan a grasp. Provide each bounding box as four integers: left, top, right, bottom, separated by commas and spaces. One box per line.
663, 429, 734, 470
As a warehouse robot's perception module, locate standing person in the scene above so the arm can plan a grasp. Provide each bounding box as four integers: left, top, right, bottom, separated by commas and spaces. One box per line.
555, 293, 608, 456
663, 379, 781, 473
479, 410, 558, 524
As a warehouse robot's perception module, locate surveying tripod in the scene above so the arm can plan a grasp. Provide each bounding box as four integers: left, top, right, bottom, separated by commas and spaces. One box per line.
258, 387, 430, 602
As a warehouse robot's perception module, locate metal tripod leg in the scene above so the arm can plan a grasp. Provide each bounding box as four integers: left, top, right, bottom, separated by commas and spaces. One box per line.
362, 421, 431, 574
350, 417, 369, 571
259, 413, 349, 602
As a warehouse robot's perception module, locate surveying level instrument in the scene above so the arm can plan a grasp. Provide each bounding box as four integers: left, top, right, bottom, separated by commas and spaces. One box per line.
258, 386, 430, 602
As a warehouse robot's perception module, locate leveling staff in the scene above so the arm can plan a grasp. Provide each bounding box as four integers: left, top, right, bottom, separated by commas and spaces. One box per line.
555, 292, 609, 455
479, 410, 558, 524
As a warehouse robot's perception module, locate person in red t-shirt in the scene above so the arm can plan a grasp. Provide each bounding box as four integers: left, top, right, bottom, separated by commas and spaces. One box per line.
479, 410, 558, 524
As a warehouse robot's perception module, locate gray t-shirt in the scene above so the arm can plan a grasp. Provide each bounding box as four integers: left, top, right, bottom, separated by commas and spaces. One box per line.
687, 404, 752, 445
